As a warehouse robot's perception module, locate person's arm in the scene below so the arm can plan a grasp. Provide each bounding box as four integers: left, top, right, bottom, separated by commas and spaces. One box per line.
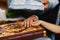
40, 20, 60, 34
32, 20, 60, 34
21, 15, 60, 34
21, 15, 38, 28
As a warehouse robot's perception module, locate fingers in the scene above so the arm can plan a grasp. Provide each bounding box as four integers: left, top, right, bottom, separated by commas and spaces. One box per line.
29, 15, 38, 20
29, 15, 39, 27
26, 19, 30, 28
30, 19, 33, 27
20, 20, 24, 26
21, 15, 39, 28
31, 15, 38, 22
24, 21, 26, 27
21, 19, 30, 28
32, 15, 39, 20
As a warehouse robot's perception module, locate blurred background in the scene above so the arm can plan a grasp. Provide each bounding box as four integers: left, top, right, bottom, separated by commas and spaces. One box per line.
0, 0, 7, 10
0, 0, 60, 18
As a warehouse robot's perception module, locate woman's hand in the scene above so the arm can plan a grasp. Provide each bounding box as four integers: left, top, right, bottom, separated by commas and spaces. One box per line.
41, 0, 49, 9
21, 15, 39, 28
31, 20, 42, 26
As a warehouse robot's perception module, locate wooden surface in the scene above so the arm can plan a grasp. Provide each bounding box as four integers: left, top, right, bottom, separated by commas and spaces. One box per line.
0, 20, 46, 40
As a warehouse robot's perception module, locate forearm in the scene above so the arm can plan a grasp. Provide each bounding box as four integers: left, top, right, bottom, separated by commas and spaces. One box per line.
40, 20, 60, 34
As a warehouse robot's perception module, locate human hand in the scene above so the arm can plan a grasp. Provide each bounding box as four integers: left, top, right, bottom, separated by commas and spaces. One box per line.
21, 15, 39, 28
31, 20, 42, 27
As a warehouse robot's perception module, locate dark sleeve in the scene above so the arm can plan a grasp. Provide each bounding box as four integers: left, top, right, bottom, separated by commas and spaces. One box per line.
38, 4, 59, 24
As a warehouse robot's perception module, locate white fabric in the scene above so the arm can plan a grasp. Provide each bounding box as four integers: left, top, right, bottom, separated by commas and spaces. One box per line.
9, 0, 44, 10
48, 0, 59, 8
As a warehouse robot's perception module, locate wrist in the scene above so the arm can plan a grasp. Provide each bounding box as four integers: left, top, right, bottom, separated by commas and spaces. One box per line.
39, 20, 43, 24
39, 20, 45, 25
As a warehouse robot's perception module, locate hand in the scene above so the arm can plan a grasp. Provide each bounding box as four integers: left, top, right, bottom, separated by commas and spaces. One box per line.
21, 15, 39, 28
41, 0, 49, 9
31, 20, 41, 26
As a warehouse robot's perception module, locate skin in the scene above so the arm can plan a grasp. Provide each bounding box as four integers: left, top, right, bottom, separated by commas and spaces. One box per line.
41, 0, 49, 9
21, 16, 60, 34
21, 15, 39, 28
32, 20, 60, 34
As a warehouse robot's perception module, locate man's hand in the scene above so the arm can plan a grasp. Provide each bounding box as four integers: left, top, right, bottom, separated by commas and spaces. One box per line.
31, 20, 43, 27
31, 20, 40, 26
41, 0, 49, 9
21, 15, 39, 28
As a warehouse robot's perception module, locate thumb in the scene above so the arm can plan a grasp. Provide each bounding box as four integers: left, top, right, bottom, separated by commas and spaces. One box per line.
31, 22, 38, 26
31, 22, 36, 26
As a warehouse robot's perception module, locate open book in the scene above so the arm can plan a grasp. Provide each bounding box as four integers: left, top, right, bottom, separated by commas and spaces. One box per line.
9, 0, 44, 10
